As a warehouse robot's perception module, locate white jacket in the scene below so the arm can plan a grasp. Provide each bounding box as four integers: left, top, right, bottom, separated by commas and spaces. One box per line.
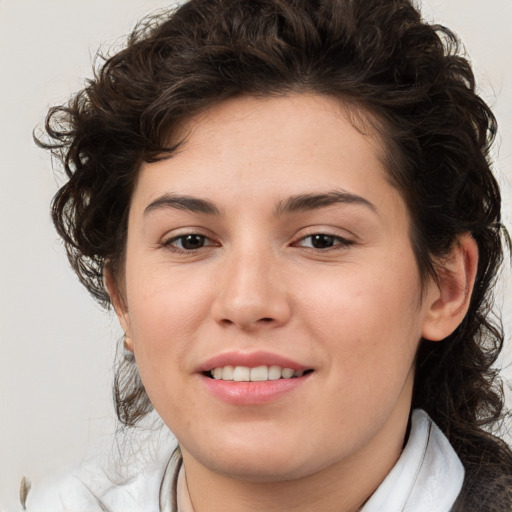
24, 410, 464, 512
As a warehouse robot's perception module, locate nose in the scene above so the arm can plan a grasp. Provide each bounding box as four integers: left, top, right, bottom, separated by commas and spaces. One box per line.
211, 248, 291, 331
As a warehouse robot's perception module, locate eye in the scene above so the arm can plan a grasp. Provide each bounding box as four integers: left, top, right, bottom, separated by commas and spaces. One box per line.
296, 234, 353, 250
164, 234, 212, 251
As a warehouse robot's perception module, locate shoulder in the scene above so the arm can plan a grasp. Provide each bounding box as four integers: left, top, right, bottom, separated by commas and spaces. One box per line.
24, 469, 108, 512
24, 429, 177, 512
25, 458, 168, 512
452, 430, 512, 512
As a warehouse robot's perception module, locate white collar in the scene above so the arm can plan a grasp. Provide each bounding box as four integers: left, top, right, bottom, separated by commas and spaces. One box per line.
361, 409, 464, 511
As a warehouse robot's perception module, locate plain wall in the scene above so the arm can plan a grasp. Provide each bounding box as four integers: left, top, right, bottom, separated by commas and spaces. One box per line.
1, 1, 511, 510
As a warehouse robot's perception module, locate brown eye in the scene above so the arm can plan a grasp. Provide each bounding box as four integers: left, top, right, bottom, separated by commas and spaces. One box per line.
296, 234, 353, 250
310, 234, 336, 249
167, 234, 208, 250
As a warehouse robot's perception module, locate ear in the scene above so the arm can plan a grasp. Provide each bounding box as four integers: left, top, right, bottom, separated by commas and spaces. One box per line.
104, 265, 134, 352
421, 234, 479, 342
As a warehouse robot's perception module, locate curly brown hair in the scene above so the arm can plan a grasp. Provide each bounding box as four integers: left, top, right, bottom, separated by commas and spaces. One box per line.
38, 0, 512, 508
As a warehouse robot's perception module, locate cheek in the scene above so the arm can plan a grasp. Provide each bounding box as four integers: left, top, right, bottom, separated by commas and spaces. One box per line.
124, 273, 207, 424
123, 263, 214, 384
298, 257, 423, 372
126, 259, 209, 333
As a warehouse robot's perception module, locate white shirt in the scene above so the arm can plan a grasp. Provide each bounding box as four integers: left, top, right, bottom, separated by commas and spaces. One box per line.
25, 410, 464, 512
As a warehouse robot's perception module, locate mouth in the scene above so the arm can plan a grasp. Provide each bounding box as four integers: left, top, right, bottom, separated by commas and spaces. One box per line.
204, 365, 315, 382
199, 354, 315, 404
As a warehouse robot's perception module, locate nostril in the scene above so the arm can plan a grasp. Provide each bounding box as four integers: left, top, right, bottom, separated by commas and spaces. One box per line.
218, 316, 276, 330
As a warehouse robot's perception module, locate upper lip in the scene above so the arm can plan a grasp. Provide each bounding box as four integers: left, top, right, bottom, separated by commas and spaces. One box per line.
198, 350, 310, 373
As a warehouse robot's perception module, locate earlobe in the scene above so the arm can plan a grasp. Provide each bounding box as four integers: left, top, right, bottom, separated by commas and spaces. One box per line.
421, 234, 479, 342
123, 333, 134, 352
104, 265, 132, 344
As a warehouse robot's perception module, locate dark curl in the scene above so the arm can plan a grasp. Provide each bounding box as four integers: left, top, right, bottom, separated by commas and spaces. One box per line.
37, 0, 511, 508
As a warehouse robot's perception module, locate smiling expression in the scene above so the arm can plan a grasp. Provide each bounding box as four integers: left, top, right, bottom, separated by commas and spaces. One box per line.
111, 94, 442, 483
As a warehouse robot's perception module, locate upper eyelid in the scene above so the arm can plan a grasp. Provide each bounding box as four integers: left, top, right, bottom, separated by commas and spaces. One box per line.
161, 226, 216, 241
294, 234, 354, 246
164, 233, 215, 244
292, 226, 357, 241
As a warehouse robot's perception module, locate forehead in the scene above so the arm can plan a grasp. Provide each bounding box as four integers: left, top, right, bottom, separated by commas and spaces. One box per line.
131, 94, 405, 221
177, 94, 388, 168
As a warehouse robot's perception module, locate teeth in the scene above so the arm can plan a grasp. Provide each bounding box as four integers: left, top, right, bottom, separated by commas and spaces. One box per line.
268, 365, 282, 380
233, 366, 250, 382
222, 365, 234, 380
281, 368, 294, 379
250, 365, 268, 381
210, 365, 306, 382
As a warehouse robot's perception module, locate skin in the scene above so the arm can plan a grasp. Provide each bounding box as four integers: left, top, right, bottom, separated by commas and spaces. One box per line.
107, 94, 477, 512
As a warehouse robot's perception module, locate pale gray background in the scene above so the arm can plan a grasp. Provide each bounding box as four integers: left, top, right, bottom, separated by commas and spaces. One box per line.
1, 1, 511, 510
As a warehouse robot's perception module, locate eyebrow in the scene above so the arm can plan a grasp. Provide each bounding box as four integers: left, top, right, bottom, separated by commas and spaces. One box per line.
143, 190, 376, 218
144, 194, 220, 216
274, 190, 377, 216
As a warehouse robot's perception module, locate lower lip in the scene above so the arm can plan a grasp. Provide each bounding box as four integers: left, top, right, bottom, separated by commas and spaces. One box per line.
200, 374, 310, 405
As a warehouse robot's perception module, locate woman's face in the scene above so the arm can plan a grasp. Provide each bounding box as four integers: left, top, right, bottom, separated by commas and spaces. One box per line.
113, 94, 440, 482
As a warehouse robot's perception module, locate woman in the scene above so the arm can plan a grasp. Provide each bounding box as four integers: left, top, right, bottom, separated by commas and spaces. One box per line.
28, 0, 512, 510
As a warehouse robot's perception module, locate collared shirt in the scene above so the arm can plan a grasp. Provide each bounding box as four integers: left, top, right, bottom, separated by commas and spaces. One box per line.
25, 410, 464, 512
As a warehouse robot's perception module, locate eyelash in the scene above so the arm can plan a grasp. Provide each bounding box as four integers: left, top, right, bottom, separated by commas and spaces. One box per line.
162, 233, 216, 253
162, 232, 354, 253
294, 233, 354, 251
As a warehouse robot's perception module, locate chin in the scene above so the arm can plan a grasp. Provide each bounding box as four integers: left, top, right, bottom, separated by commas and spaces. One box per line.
208, 456, 311, 483
184, 437, 336, 484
